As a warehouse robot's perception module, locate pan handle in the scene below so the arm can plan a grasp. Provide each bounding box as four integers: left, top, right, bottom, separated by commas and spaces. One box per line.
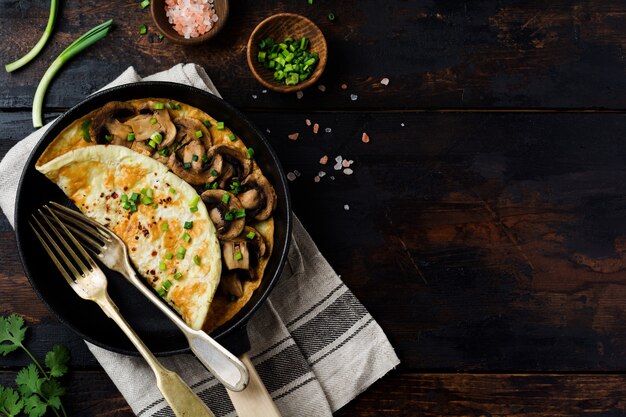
227, 353, 282, 417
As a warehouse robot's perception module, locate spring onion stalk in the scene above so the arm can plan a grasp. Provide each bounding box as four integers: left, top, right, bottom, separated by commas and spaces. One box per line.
5, 0, 59, 73
32, 19, 113, 128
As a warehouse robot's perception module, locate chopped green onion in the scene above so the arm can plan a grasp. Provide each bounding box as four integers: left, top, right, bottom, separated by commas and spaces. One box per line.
234, 251, 243, 261
121, 194, 128, 203
130, 192, 140, 202
192, 154, 198, 162
193, 255, 201, 265
182, 233, 191, 243
139, 24, 148, 35
151, 132, 163, 143
157, 288, 166, 296
328, 12, 336, 21
216, 121, 225, 130
201, 155, 208, 163
140, 0, 150, 8
122, 202, 131, 210
81, 119, 92, 142
127, 132, 135, 141
203, 120, 211, 127
195, 130, 203, 138
189, 195, 200, 208
169, 187, 176, 194
246, 147, 255, 159
148, 140, 156, 148
154, 102, 164, 110
183, 162, 191, 169
104, 134, 113, 141
163, 279, 172, 289
130, 204, 138, 212
235, 208, 246, 219
159, 261, 167, 271
224, 211, 234, 221
177, 246, 186, 259
150, 117, 157, 124
158, 148, 169, 156
222, 193, 230, 204
173, 272, 182, 280
246, 231, 256, 239
141, 196, 153, 205
165, 253, 173, 260
141, 188, 149, 195
5, 0, 59, 73
190, 206, 198, 213
146, 188, 154, 198
184, 221, 193, 229
228, 133, 236, 141
161, 222, 169, 231
210, 169, 218, 177
158, 33, 164, 41
167, 101, 181, 110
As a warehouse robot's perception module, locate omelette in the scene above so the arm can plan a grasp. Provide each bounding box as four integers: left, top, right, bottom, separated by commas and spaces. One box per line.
36, 98, 276, 333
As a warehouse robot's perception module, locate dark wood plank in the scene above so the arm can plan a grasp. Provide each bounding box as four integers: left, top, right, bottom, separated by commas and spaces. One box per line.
0, 371, 132, 416
5, 110, 626, 372
336, 372, 626, 416
2, 0, 626, 111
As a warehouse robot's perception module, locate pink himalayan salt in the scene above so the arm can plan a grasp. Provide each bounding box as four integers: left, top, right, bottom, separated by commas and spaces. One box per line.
165, 0, 218, 39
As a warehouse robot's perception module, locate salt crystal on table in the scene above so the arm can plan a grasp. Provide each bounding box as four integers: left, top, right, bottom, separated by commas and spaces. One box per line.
296, 91, 303, 99
314, 176, 320, 183
262, 89, 267, 94
334, 162, 342, 171
401, 123, 405, 127
252, 94, 257, 99
287, 172, 296, 181
381, 78, 390, 85
350, 94, 358, 101
294, 170, 301, 177
288, 133, 299, 140
362, 132, 370, 143
341, 83, 347, 90
319, 155, 328, 165
305, 119, 311, 126
342, 159, 350, 168
344, 204, 350, 211
313, 123, 319, 134
318, 171, 326, 177
331, 176, 335, 180
266, 129, 271, 133
335, 155, 343, 163
343, 168, 354, 175
318, 85, 326, 92
325, 127, 332, 133
349, 160, 354, 165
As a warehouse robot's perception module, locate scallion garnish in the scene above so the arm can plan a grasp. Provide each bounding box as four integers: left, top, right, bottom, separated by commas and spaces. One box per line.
183, 162, 191, 169
210, 169, 218, 177
154, 102, 164, 110
235, 208, 246, 219
246, 147, 255, 159
141, 196, 153, 205
203, 120, 211, 127
257, 35, 319, 88
193, 255, 201, 266
184, 221, 193, 229
157, 288, 166, 296
192, 154, 198, 162
216, 122, 225, 130
121, 194, 128, 203
150, 117, 157, 124
165, 253, 173, 260
161, 222, 168, 232
127, 132, 135, 141
139, 24, 148, 35
5, 0, 59, 73
140, 0, 150, 8
224, 211, 234, 221
81, 119, 92, 142
190, 206, 198, 213
169, 187, 176, 194
168, 101, 181, 110
201, 155, 208, 163
177, 246, 186, 259
105, 134, 113, 141
151, 132, 163, 143
195, 130, 203, 138
158, 148, 169, 156
159, 261, 167, 271
328, 12, 336, 21
246, 231, 256, 239
183, 233, 191, 243
222, 193, 230, 204
228, 133, 236, 141
189, 195, 200, 208
234, 251, 243, 261
174, 272, 183, 280
163, 279, 172, 289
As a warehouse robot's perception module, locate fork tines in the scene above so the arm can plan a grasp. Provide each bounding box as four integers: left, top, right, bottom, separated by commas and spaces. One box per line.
29, 206, 98, 297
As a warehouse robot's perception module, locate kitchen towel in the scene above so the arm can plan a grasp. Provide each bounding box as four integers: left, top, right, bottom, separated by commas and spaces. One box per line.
0, 63, 400, 417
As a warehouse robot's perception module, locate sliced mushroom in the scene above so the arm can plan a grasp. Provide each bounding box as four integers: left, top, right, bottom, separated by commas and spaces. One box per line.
130, 140, 155, 157
173, 117, 212, 150
200, 189, 245, 239
206, 145, 253, 188
220, 226, 266, 278
125, 104, 176, 146
183, 140, 205, 172
167, 149, 218, 186
220, 272, 244, 298
239, 171, 277, 221
89, 101, 136, 144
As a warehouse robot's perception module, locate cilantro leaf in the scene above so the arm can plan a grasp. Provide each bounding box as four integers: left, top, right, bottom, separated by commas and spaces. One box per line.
22, 395, 47, 417
0, 315, 26, 356
40, 379, 64, 409
0, 385, 23, 417
15, 364, 42, 397
45, 345, 70, 377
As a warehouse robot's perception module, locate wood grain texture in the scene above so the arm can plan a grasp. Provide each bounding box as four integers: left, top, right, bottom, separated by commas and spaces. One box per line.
2, 0, 626, 110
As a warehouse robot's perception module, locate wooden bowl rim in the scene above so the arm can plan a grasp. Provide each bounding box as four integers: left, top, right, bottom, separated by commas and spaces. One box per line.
246, 13, 327, 93
151, 0, 229, 45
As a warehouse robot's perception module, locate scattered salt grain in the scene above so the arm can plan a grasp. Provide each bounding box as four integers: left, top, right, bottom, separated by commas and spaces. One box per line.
288, 133, 299, 141
341, 83, 347, 90
334, 160, 342, 171
343, 168, 354, 175
287, 172, 296, 181
296, 91, 304, 99
252, 94, 257, 99
335, 155, 343, 163
313, 123, 319, 134
294, 170, 301, 177
361, 132, 370, 143
342, 159, 350, 168
401, 123, 405, 127
318, 171, 326, 177
330, 176, 335, 180
314, 176, 320, 183
305, 119, 311, 126
319, 155, 328, 165
381, 77, 390, 86
350, 94, 358, 101
325, 127, 332, 133
318, 84, 326, 92
262, 89, 267, 94
266, 129, 271, 133
344, 204, 350, 211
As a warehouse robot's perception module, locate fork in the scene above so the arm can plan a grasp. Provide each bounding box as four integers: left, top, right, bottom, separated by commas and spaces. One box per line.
47, 201, 249, 392
30, 207, 215, 417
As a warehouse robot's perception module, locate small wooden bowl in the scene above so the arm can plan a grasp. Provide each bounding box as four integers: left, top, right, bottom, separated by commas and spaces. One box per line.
247, 13, 327, 93
151, 0, 229, 45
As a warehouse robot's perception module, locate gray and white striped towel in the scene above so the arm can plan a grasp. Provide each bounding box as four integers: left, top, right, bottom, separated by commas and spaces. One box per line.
0, 64, 400, 416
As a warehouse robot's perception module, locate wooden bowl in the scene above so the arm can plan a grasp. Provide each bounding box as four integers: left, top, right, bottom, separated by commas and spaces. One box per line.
151, 0, 229, 45
247, 13, 327, 93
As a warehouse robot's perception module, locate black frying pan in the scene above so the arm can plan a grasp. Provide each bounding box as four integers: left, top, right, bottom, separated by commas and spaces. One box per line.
14, 82, 292, 356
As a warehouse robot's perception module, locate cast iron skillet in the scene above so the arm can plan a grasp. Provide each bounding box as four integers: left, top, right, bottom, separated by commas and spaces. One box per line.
14, 82, 292, 356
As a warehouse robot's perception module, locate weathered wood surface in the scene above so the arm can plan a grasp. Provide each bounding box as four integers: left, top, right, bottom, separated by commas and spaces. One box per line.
2, 0, 626, 111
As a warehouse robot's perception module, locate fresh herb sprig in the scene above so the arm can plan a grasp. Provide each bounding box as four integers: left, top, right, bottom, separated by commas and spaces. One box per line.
0, 314, 70, 417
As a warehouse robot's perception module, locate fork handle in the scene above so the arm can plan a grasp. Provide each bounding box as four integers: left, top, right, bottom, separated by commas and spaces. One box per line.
98, 296, 215, 417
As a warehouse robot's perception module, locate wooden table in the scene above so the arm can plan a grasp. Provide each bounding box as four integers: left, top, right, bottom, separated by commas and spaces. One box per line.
3, 0, 626, 415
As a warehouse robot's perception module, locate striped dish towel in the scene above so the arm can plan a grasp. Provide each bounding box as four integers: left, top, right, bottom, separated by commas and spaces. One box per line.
0, 64, 400, 417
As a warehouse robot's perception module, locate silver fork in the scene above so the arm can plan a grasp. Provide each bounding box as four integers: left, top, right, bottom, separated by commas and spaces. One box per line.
30, 207, 215, 417
47, 201, 249, 392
